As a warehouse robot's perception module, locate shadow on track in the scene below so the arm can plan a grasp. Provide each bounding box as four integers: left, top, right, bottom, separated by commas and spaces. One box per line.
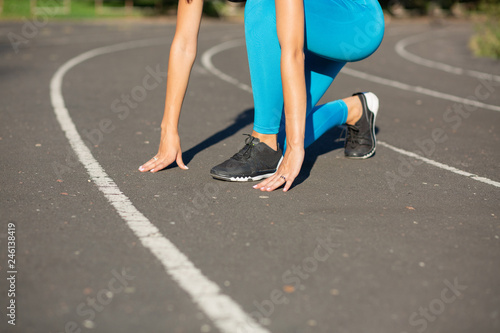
289, 126, 380, 190
163, 108, 254, 170
165, 107, 379, 192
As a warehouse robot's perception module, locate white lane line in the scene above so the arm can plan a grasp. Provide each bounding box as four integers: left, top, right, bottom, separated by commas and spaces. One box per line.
201, 39, 253, 93
378, 142, 500, 188
395, 32, 500, 82
341, 67, 500, 113
203, 39, 500, 114
50, 38, 270, 333
201, 39, 500, 189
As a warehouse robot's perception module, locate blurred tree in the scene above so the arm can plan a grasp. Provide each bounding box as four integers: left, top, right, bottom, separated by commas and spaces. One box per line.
89, 0, 492, 16
382, 0, 483, 10
470, 0, 500, 58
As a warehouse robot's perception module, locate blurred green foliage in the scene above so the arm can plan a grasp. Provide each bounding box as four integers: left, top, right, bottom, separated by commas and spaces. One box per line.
0, 0, 232, 18
0, 0, 137, 18
380, 0, 482, 10
470, 0, 500, 59
0, 0, 497, 19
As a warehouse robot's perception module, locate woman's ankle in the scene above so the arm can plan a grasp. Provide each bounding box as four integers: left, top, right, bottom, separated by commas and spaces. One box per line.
344, 96, 363, 125
251, 131, 278, 151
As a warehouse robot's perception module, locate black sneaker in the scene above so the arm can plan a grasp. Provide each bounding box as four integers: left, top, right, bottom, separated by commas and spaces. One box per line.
344, 92, 379, 159
210, 135, 283, 181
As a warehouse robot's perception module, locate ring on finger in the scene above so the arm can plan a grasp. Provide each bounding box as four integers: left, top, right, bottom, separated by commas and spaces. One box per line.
153, 156, 158, 161
280, 175, 286, 181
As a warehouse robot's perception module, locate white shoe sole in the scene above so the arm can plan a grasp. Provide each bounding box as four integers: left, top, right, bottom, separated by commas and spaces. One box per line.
211, 155, 284, 182
346, 92, 379, 160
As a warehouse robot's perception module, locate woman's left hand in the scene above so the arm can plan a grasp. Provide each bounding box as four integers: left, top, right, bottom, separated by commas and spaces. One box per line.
253, 145, 305, 192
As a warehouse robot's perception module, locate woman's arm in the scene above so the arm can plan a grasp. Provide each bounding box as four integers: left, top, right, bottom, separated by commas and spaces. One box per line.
162, 0, 204, 133
254, 0, 307, 191
139, 0, 204, 172
275, 0, 307, 148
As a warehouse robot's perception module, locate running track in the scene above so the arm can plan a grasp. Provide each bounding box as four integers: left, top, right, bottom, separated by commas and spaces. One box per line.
0, 18, 499, 333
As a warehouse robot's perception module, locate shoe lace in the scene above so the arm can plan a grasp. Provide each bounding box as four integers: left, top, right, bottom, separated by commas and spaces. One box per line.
232, 134, 256, 161
345, 124, 371, 146
336, 126, 348, 143
346, 125, 360, 145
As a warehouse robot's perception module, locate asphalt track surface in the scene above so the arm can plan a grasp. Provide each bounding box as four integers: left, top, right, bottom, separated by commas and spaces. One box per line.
1, 16, 499, 333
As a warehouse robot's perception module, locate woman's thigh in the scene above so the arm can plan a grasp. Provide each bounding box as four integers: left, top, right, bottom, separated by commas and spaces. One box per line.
304, 0, 385, 61
245, 0, 383, 62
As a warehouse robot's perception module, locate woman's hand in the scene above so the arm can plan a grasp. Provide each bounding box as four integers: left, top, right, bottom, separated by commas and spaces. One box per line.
254, 0, 306, 192
253, 145, 304, 192
138, 130, 188, 173
138, 0, 202, 174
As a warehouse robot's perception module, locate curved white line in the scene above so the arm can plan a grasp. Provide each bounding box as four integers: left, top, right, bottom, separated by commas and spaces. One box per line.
202, 39, 500, 113
341, 67, 500, 113
50, 38, 270, 333
201, 40, 253, 94
378, 141, 500, 188
395, 32, 500, 82
201, 40, 500, 189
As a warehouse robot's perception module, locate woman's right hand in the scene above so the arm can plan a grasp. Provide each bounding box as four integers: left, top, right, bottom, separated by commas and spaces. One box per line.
138, 130, 188, 173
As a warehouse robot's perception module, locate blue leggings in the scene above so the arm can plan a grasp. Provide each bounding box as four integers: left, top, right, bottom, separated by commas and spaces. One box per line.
244, 0, 384, 149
